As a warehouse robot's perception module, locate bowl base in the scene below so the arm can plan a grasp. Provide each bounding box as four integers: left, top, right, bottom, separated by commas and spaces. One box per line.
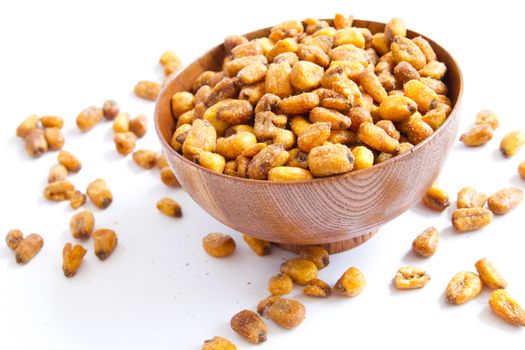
275, 230, 377, 255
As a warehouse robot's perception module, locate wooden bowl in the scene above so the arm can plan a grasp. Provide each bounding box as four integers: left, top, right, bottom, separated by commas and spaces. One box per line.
155, 19, 463, 254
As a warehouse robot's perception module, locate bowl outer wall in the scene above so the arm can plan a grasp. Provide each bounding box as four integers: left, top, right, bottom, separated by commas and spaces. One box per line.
155, 19, 463, 245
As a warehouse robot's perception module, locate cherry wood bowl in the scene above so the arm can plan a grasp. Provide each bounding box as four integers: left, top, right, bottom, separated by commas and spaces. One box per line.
155, 19, 463, 254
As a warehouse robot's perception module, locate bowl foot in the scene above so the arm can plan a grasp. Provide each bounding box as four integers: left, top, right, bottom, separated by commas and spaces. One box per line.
275, 230, 378, 255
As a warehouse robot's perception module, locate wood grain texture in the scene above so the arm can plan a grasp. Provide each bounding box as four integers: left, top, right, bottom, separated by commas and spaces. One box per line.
155, 19, 464, 253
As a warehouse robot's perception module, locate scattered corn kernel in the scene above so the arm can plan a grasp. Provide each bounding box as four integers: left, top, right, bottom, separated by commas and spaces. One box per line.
76, 106, 102, 132
243, 234, 271, 256
280, 258, 318, 285
268, 274, 293, 296
6, 229, 24, 251
58, 150, 81, 172
475, 258, 507, 290
86, 178, 112, 209
156, 197, 182, 218
202, 233, 236, 258
14, 233, 43, 264
412, 226, 439, 258
70, 210, 95, 239
489, 289, 525, 327
134, 80, 161, 101
92, 229, 118, 260
445, 271, 482, 305
230, 310, 267, 344
487, 187, 523, 215
333, 266, 366, 297
303, 278, 331, 298
394, 266, 431, 289
62, 243, 87, 277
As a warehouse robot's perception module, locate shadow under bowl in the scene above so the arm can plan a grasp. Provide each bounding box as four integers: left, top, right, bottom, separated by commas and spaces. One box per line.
155, 19, 463, 254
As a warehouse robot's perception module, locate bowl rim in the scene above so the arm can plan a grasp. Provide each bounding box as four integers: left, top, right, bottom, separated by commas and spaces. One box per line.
155, 18, 464, 186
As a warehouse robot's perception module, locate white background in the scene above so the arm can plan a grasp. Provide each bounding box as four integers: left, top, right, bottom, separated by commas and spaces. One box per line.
1, 0, 524, 349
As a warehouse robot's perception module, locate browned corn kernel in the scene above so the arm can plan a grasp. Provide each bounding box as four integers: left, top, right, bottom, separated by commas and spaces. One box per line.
230, 310, 267, 344
279, 92, 320, 115
194, 151, 226, 173
270, 20, 303, 41
422, 107, 447, 130
457, 187, 488, 209
182, 120, 217, 159
308, 143, 354, 177
475, 258, 507, 290
333, 13, 353, 29
241, 142, 266, 157
265, 62, 293, 98
309, 107, 351, 130
113, 112, 130, 133
237, 63, 267, 85
348, 107, 373, 132
403, 114, 434, 145
360, 69, 388, 103
351, 146, 374, 170
92, 229, 118, 260
114, 132, 137, 156
394, 266, 431, 289
452, 208, 493, 232
216, 131, 257, 160
156, 152, 169, 169
218, 100, 254, 125
371, 33, 389, 55
232, 41, 262, 58
500, 131, 525, 157
412, 36, 437, 62
289, 61, 324, 91
102, 100, 120, 120
134, 80, 161, 101
16, 114, 39, 137
418, 60, 447, 80
268, 274, 293, 296
171, 124, 192, 152
460, 124, 493, 147
247, 144, 289, 180
412, 226, 439, 258
6, 229, 24, 250
48, 164, 68, 183
156, 197, 182, 218
273, 52, 299, 65
267, 37, 299, 62
304, 278, 331, 298
391, 37, 426, 70
160, 166, 181, 187
202, 233, 236, 258
358, 122, 399, 153
333, 266, 366, 297
70, 191, 86, 210
57, 150, 81, 172
239, 81, 265, 105
224, 35, 248, 52
257, 295, 282, 315
333, 27, 365, 48
489, 289, 525, 327
224, 56, 268, 79
192, 71, 215, 92
243, 234, 271, 256
404, 79, 438, 113
159, 50, 181, 66
487, 187, 523, 215
475, 109, 499, 130
40, 115, 64, 129
375, 152, 393, 164
70, 210, 95, 239
297, 45, 330, 67
289, 116, 310, 137
43, 127, 64, 151
86, 178, 112, 209
304, 18, 329, 34
298, 122, 331, 153
376, 120, 400, 140
164, 60, 182, 76
171, 92, 195, 118
299, 245, 329, 270
223, 160, 238, 177
130, 114, 148, 137
202, 336, 237, 350
378, 95, 418, 122
328, 129, 358, 146
132, 150, 157, 169
76, 106, 102, 132
280, 258, 318, 285
397, 142, 414, 155
14, 234, 43, 264
421, 184, 450, 212
62, 243, 86, 277
44, 180, 75, 201
445, 271, 482, 305
268, 166, 313, 181
265, 298, 305, 329
384, 17, 406, 45
24, 129, 48, 157
394, 61, 420, 84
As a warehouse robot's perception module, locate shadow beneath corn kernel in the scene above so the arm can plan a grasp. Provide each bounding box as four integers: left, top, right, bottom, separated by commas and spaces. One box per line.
400, 249, 425, 265
489, 148, 507, 163
508, 174, 525, 188
478, 305, 524, 332
408, 202, 447, 217
102, 149, 124, 162
438, 226, 464, 241
126, 158, 147, 175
